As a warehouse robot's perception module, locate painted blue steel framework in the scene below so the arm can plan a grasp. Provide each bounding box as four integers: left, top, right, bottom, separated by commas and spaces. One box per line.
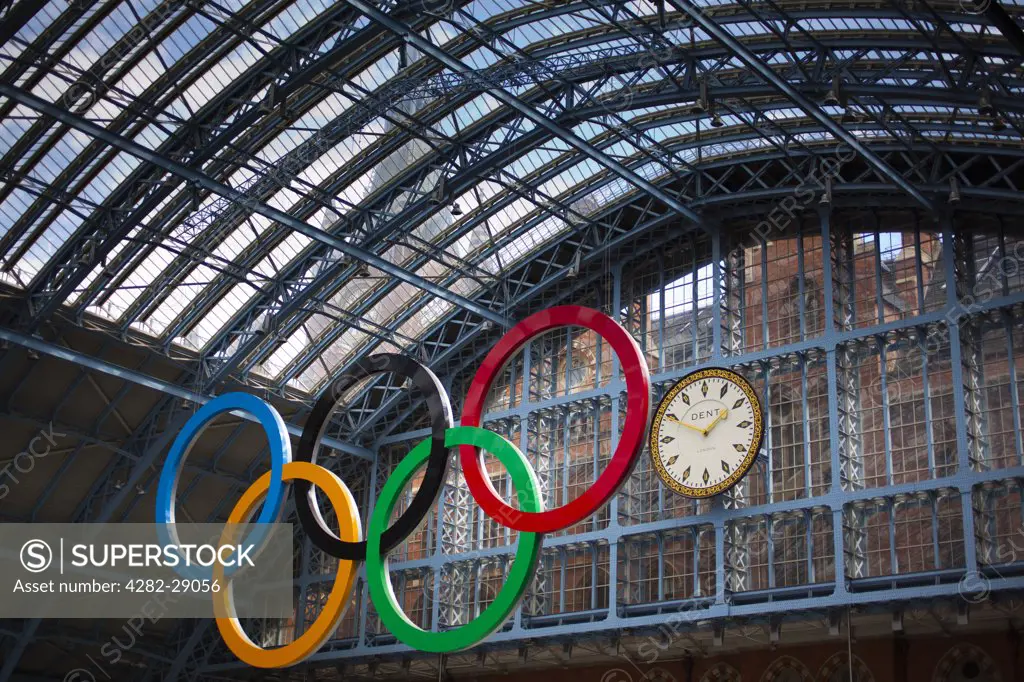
170, 210, 1023, 674
4, 206, 1024, 678
8, 206, 1024, 680
1, 0, 1023, 676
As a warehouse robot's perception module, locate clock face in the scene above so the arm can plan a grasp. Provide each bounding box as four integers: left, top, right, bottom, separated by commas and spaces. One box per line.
648, 367, 764, 498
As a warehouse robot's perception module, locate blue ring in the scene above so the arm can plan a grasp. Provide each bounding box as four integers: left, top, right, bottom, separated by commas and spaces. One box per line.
156, 393, 291, 579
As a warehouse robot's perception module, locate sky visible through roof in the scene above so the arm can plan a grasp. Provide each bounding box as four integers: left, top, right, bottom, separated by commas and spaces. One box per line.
0, 0, 1017, 393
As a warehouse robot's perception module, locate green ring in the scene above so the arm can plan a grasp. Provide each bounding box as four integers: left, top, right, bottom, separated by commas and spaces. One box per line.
366, 425, 543, 653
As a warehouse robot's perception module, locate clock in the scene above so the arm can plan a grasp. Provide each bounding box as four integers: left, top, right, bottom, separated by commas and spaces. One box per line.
648, 367, 764, 498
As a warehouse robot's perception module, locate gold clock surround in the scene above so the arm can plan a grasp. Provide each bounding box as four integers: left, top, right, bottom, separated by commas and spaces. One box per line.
648, 367, 765, 498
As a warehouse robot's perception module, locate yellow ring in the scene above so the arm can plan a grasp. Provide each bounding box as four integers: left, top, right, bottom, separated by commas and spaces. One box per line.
213, 461, 361, 668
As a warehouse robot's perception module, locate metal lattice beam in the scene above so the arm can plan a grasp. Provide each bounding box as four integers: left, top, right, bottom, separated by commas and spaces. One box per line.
665, 0, 938, 212
0, 84, 508, 328
311, 140, 1024, 441
1, 0, 410, 331
0, 325, 370, 459
63, 7, 1023, 335
343, 0, 704, 226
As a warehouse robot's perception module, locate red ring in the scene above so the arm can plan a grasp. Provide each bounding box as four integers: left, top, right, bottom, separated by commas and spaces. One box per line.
460, 305, 651, 533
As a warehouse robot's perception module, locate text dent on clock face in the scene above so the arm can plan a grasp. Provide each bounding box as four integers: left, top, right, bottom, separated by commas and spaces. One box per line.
657, 376, 757, 488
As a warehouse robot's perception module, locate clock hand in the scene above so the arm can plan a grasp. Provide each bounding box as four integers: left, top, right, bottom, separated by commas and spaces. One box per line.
702, 408, 729, 436
664, 414, 705, 434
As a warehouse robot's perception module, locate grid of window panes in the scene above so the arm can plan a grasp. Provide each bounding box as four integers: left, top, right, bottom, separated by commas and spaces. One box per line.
293, 217, 1024, 644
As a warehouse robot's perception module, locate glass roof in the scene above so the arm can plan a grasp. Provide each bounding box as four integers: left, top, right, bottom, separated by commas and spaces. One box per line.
1, 0, 1021, 395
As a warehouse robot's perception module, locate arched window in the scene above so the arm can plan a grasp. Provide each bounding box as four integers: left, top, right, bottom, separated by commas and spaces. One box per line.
699, 663, 741, 682
644, 668, 680, 682
817, 653, 874, 682
761, 656, 813, 682
933, 643, 1003, 682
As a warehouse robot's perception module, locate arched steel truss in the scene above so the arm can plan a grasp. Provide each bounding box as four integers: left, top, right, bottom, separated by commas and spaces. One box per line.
1, 0, 1023, 679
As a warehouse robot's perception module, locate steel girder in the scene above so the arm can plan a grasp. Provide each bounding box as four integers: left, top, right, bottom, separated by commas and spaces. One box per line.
4, 5, 1015, 360
0, 0, 193, 237
65, 0, 603, 323
668, 0, 928, 211
266, 120, 1024, 409
88, 51, 696, 366
147, 65, 1022, 388
333, 139, 1024, 441
0, 82, 1007, 403
64, 6, 1020, 330
0, 325, 370, 458
6, 74, 1015, 403
201, 80, 1024, 393
0, 0, 312, 233
348, 0, 701, 223
188, 210, 1024, 678
353, 8, 991, 107
970, 0, 1024, 56
1, 0, 507, 330
0, 0, 1019, 671
114, 31, 1024, 348
0, 0, 47, 48
0, 0, 107, 135
0, 83, 509, 327
0, 0, 426, 332
91, 9, 715, 330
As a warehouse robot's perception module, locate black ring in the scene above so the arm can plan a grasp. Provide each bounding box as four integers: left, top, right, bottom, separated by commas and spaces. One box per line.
294, 353, 453, 560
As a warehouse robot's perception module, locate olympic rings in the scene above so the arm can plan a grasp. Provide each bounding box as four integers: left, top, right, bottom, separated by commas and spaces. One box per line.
214, 462, 361, 668
295, 354, 452, 560
157, 392, 291, 579
460, 305, 651, 533
155, 306, 651, 667
366, 427, 542, 653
